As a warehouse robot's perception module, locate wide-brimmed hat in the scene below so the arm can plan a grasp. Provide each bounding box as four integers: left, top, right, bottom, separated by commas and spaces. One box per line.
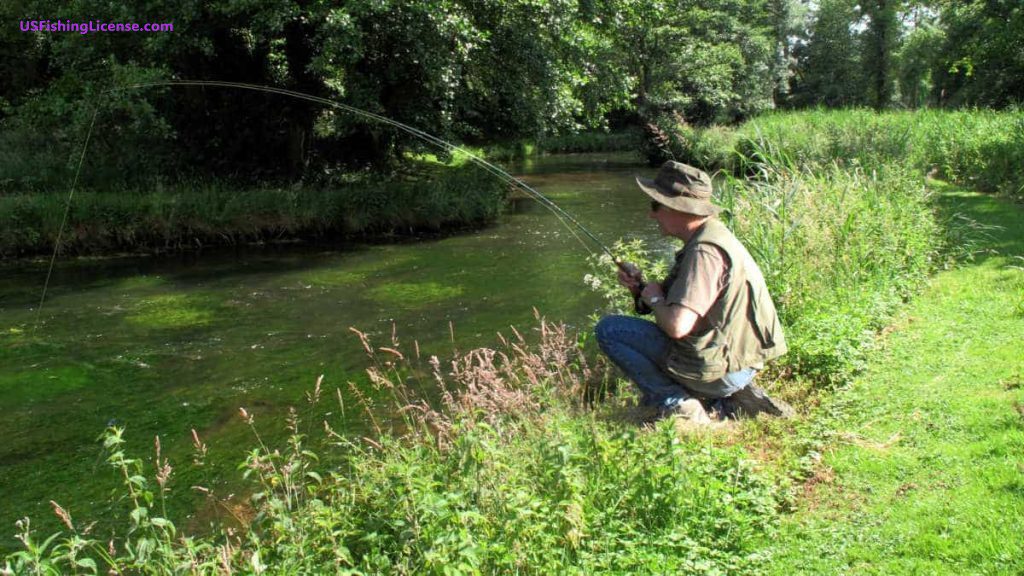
635, 161, 720, 216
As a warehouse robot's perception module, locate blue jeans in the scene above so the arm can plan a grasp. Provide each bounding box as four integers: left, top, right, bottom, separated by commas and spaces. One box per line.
595, 315, 757, 409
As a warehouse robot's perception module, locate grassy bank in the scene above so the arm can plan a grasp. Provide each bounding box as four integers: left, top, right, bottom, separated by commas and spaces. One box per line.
770, 185, 1024, 574
0, 164, 507, 258
3, 318, 793, 574
0, 127, 640, 259
653, 109, 1024, 201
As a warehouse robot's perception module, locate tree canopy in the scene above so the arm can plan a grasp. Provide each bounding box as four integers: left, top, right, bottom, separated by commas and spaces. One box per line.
1, 0, 1019, 185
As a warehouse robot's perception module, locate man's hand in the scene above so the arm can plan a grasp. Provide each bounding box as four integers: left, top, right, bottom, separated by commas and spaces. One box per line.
616, 261, 644, 296
640, 281, 665, 304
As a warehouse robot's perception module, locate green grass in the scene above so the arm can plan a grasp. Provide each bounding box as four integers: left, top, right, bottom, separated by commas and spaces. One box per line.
767, 185, 1024, 574
653, 109, 1024, 202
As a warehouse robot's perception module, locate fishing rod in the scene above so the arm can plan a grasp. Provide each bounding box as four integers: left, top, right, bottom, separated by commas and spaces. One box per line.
36, 80, 636, 328
113, 80, 621, 263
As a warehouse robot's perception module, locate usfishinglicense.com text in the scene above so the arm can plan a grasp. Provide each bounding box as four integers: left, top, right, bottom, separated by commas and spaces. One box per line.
20, 20, 174, 34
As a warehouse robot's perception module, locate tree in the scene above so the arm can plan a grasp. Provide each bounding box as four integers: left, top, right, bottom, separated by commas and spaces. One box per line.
932, 0, 1024, 107
860, 0, 901, 108
790, 0, 866, 107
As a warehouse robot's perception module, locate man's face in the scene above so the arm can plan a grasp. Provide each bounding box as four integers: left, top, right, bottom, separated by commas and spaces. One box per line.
647, 201, 679, 235
648, 202, 703, 240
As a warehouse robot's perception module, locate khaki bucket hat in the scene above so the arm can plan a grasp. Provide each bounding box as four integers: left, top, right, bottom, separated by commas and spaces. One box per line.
635, 161, 721, 216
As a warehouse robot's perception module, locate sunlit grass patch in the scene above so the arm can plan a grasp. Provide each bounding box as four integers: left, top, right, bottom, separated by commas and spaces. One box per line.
299, 269, 367, 287
295, 252, 419, 288
124, 293, 216, 329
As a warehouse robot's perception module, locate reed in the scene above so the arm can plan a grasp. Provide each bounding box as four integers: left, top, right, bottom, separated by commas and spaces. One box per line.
0, 165, 507, 258
654, 108, 1024, 201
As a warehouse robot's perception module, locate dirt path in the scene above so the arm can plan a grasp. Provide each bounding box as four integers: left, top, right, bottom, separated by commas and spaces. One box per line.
769, 187, 1024, 574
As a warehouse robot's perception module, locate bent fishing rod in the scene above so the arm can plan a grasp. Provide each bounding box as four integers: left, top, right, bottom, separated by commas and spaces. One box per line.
37, 80, 635, 328
115, 80, 622, 262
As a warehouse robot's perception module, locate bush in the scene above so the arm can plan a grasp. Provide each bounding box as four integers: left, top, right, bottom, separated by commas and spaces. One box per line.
2, 318, 785, 574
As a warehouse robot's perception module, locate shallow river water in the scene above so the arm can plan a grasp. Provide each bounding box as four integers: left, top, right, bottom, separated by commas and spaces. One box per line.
0, 152, 675, 541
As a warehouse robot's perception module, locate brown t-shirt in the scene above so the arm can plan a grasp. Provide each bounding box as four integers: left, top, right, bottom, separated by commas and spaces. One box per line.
662, 243, 728, 335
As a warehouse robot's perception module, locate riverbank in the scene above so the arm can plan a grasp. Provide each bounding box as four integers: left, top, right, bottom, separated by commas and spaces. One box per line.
2, 158, 948, 573
0, 152, 655, 555
769, 185, 1024, 573
7, 180, 1016, 573
0, 130, 641, 260
0, 164, 507, 259
650, 109, 1024, 202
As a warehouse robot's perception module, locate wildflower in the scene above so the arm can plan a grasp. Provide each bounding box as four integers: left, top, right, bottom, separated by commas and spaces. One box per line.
49, 501, 73, 531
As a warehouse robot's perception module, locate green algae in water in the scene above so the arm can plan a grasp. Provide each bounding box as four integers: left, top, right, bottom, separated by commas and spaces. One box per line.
126, 294, 216, 329
303, 269, 368, 287
0, 365, 92, 403
294, 252, 420, 288
112, 275, 166, 291
367, 281, 463, 307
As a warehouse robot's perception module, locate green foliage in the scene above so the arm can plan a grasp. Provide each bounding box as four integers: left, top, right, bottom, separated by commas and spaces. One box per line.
585, 238, 669, 317
2, 323, 786, 574
787, 0, 867, 108
649, 109, 1024, 202
1, 0, 796, 190
736, 165, 939, 385
787, 1, 1024, 110
933, 0, 1024, 108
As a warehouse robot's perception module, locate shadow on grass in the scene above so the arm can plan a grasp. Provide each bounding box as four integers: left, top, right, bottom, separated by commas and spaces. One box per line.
931, 182, 1024, 265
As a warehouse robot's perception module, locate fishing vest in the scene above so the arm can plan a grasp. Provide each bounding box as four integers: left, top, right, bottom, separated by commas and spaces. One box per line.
662, 218, 788, 384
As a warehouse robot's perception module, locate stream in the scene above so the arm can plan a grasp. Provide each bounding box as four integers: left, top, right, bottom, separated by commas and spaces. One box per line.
0, 152, 675, 541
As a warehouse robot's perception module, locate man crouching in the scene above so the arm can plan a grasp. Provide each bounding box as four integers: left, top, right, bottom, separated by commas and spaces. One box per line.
596, 161, 793, 424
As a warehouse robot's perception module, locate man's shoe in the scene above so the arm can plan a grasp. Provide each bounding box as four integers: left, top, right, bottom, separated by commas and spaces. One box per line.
659, 398, 712, 425
723, 384, 794, 418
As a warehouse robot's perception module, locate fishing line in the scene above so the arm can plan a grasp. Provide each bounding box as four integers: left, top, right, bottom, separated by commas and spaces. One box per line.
34, 104, 100, 334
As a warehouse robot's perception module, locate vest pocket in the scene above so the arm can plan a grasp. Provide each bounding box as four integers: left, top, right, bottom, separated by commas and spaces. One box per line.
664, 329, 728, 383
746, 279, 777, 348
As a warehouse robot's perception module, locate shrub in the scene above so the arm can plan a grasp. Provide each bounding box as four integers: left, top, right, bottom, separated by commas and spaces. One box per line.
2, 318, 785, 574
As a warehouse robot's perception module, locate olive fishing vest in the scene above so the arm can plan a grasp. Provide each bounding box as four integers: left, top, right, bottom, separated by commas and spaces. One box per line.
662, 218, 788, 384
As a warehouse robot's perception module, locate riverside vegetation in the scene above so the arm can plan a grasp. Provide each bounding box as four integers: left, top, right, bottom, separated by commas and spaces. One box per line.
0, 129, 642, 258
0, 162, 509, 258
4, 110, 1020, 573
